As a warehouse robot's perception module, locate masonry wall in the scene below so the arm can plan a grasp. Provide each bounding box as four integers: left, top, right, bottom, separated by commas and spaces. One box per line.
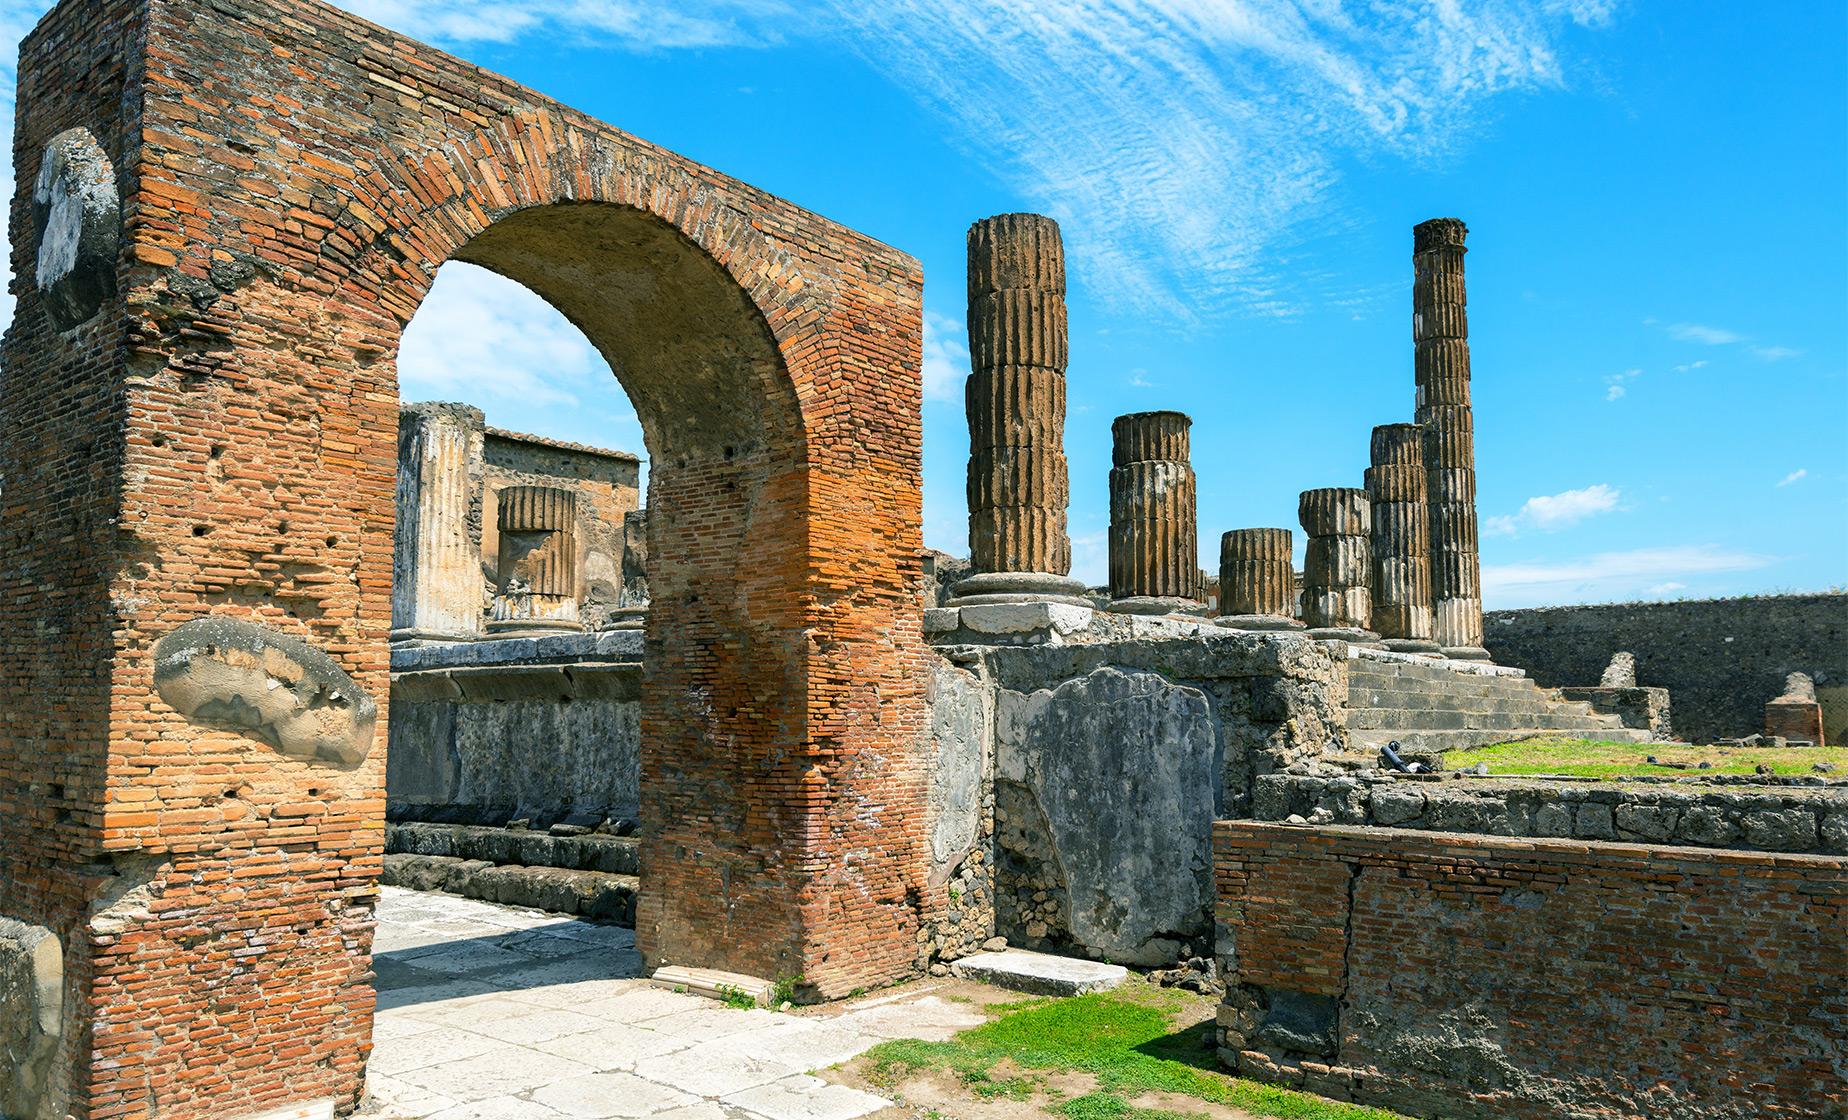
1483, 593, 1848, 742
1214, 821, 1847, 1119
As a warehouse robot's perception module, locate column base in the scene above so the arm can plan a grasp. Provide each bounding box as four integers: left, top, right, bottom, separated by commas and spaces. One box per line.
947, 571, 1093, 608
1382, 638, 1443, 657
605, 606, 648, 631
486, 619, 585, 637
1441, 645, 1493, 662
1217, 614, 1305, 632
391, 627, 482, 645
1109, 596, 1207, 617
1308, 626, 1382, 645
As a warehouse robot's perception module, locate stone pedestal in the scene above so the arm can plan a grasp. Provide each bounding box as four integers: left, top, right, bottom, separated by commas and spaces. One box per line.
952, 213, 1087, 606
1108, 411, 1203, 616
488, 485, 583, 634
1366, 424, 1439, 655
1765, 672, 1826, 745
1414, 218, 1488, 660
1299, 487, 1379, 644
392, 402, 485, 643
1218, 528, 1304, 632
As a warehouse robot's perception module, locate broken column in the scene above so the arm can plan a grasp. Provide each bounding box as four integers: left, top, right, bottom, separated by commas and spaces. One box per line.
951, 213, 1088, 608
1414, 218, 1488, 660
1218, 528, 1303, 632
1299, 487, 1378, 642
607, 508, 649, 630
1367, 423, 1439, 654
1765, 672, 1826, 746
1108, 410, 1203, 614
392, 402, 485, 642
488, 485, 583, 634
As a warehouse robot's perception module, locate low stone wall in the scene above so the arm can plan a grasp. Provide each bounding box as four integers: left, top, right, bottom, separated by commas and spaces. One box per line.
388, 633, 642, 826
925, 633, 1345, 966
1254, 771, 1848, 854
1483, 593, 1848, 742
1214, 820, 1847, 1119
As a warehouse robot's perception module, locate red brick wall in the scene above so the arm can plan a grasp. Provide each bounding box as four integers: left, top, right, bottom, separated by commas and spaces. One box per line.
2, 0, 927, 1115
1214, 821, 1847, 1119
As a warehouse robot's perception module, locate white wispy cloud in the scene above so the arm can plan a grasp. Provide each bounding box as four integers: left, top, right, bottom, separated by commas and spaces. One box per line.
1671, 359, 1709, 373
398, 261, 622, 414
1602, 367, 1640, 401
1667, 322, 1744, 346
1485, 483, 1623, 536
1777, 468, 1808, 488
333, 0, 793, 50
1483, 545, 1775, 608
920, 309, 969, 404
1752, 345, 1803, 361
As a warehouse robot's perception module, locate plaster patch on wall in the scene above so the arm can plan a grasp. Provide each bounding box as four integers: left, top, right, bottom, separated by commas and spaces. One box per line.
32, 127, 119, 330
154, 618, 377, 767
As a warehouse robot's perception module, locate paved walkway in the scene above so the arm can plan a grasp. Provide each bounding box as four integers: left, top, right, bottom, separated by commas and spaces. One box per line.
364, 887, 985, 1120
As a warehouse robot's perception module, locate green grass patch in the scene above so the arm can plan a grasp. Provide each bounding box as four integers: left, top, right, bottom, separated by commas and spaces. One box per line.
1441, 738, 1847, 779
863, 986, 1401, 1120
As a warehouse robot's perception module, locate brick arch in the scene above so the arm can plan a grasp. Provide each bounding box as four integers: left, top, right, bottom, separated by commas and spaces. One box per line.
0, 1, 928, 1117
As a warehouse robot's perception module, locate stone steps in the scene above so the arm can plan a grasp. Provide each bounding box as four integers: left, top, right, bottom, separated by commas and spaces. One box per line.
382, 852, 638, 924
1345, 657, 1650, 759
387, 821, 639, 875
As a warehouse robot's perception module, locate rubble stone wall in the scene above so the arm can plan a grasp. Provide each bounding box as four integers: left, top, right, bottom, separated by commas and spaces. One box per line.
1483, 593, 1848, 742
1214, 820, 1847, 1119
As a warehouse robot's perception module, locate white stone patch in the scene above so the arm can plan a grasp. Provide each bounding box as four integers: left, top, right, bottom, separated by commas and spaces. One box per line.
950, 949, 1127, 996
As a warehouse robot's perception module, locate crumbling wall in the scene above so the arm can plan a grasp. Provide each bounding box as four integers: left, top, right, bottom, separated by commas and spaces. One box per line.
1214, 820, 1847, 1119
1483, 593, 1848, 742
923, 634, 1344, 965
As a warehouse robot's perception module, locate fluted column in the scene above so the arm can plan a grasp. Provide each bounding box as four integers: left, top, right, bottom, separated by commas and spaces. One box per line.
1299, 487, 1378, 642
1366, 423, 1439, 653
608, 508, 649, 630
1415, 218, 1489, 660
1217, 528, 1303, 632
1108, 410, 1202, 614
488, 485, 583, 634
392, 402, 485, 642
951, 213, 1088, 606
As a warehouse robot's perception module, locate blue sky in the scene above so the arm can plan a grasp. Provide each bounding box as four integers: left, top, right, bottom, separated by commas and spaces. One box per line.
4, 1, 1842, 606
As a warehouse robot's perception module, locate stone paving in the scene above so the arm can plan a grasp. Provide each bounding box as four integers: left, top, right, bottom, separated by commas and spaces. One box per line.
364, 888, 986, 1120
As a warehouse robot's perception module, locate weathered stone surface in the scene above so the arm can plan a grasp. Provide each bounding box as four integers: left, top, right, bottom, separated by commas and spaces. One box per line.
1219, 528, 1298, 624
153, 617, 377, 766
1765, 670, 1827, 745
1601, 650, 1638, 687
929, 661, 989, 869
1109, 412, 1198, 604
489, 485, 582, 633
1559, 685, 1674, 738
1413, 218, 1484, 658
949, 950, 1126, 996
1366, 425, 1434, 646
1, 918, 65, 1120
393, 402, 487, 642
995, 667, 1217, 965
1299, 489, 1373, 636
32, 127, 118, 331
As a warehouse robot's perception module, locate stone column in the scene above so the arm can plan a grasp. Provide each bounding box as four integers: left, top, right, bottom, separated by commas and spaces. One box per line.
1107, 410, 1203, 614
951, 213, 1088, 606
392, 402, 485, 643
607, 508, 649, 630
1415, 218, 1489, 660
1366, 423, 1439, 654
488, 485, 583, 634
1217, 528, 1303, 631
1299, 487, 1378, 642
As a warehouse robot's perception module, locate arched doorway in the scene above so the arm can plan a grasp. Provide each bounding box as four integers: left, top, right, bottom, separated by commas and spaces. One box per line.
0, 2, 929, 1117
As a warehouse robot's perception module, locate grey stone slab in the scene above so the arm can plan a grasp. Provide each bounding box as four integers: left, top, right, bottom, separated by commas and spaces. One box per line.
832, 995, 987, 1041
367, 1026, 505, 1077
721, 1075, 889, 1120
470, 1007, 610, 1046
631, 1040, 802, 1097
530, 1022, 695, 1071
949, 950, 1127, 996
729, 1019, 881, 1071
399, 1046, 595, 1102
424, 1098, 571, 1120
532, 1071, 700, 1118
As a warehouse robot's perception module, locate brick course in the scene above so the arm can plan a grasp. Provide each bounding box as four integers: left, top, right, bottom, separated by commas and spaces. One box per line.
2, 1, 927, 1116
1214, 821, 1846, 1119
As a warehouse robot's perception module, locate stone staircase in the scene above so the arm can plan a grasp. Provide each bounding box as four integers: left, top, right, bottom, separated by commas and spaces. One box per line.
1345, 654, 1653, 760
382, 821, 639, 924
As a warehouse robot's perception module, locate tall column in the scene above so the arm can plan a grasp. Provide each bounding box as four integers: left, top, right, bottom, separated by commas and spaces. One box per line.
1218, 528, 1304, 632
488, 485, 583, 634
1299, 487, 1378, 642
951, 213, 1088, 606
1415, 218, 1489, 660
1107, 410, 1202, 614
1366, 423, 1439, 654
392, 402, 485, 643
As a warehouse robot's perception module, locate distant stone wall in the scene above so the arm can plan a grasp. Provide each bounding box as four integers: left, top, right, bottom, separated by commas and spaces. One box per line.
388, 633, 642, 827
1483, 593, 1848, 742
1214, 820, 1847, 1119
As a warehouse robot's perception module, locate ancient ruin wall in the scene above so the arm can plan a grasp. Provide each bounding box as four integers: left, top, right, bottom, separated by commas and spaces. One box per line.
1483, 593, 1848, 742
0, 1, 926, 1115
1215, 821, 1846, 1119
